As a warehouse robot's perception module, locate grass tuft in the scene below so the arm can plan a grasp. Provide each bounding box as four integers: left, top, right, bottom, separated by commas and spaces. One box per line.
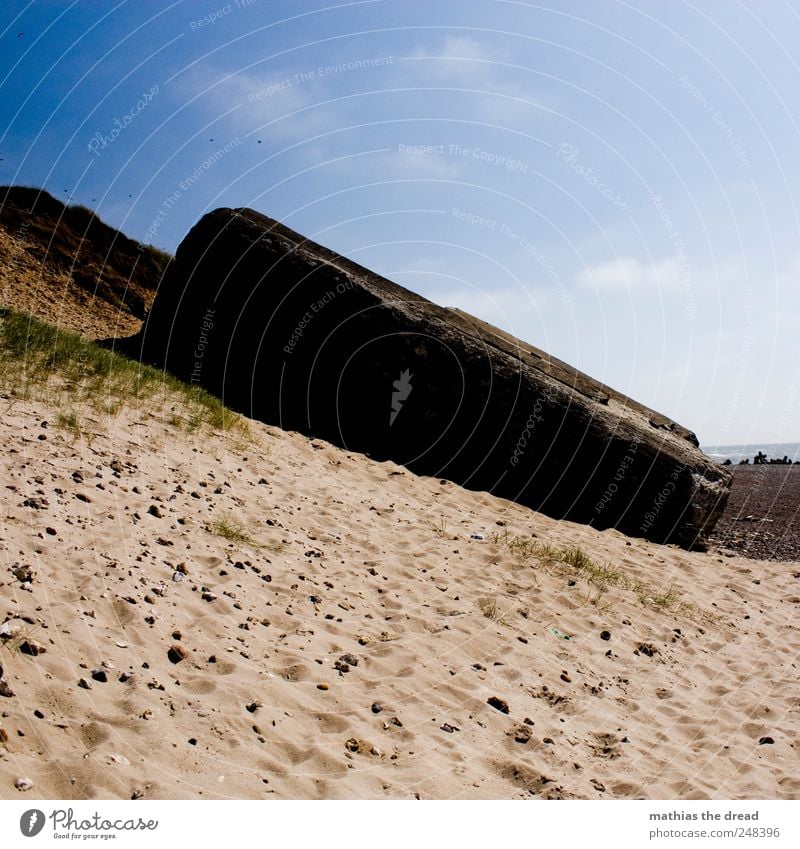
496, 531, 700, 618
208, 515, 257, 546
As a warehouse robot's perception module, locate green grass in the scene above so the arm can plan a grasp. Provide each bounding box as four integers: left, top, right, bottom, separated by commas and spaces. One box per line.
496, 531, 698, 617
0, 307, 248, 437
55, 410, 82, 438
208, 515, 256, 545
205, 514, 285, 552
428, 516, 449, 539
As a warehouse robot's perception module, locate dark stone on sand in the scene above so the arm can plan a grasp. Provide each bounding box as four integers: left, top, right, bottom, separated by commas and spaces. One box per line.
131, 208, 731, 548
167, 644, 187, 664
759, 736, 775, 745
487, 696, 510, 714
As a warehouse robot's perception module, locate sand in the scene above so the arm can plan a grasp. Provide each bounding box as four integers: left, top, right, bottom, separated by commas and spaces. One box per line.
709, 465, 800, 562
1, 389, 799, 800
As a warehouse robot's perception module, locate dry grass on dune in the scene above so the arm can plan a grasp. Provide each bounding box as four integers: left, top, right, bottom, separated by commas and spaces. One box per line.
0, 310, 799, 800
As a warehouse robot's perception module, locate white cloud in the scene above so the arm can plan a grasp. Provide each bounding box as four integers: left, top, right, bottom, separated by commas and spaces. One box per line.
575, 256, 691, 291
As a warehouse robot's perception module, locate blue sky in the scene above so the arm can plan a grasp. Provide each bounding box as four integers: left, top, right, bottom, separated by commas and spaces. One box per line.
2, 0, 799, 445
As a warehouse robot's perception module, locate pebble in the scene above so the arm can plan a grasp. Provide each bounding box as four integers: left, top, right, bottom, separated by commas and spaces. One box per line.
317, 683, 330, 690
487, 696, 509, 714
148, 505, 163, 518
15, 777, 33, 792
0, 728, 8, 744
246, 701, 261, 713
78, 678, 91, 690
759, 736, 775, 745
91, 669, 108, 683
600, 630, 611, 641
13, 565, 35, 583
513, 725, 532, 743
167, 644, 187, 664
19, 639, 46, 656
371, 702, 383, 714
0, 680, 13, 698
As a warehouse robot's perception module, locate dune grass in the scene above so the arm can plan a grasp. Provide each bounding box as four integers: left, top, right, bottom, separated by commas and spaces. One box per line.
496, 530, 698, 618
207, 515, 256, 545
0, 307, 247, 437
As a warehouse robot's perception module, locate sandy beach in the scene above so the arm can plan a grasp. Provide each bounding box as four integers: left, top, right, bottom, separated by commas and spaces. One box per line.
709, 465, 800, 562
1, 385, 799, 800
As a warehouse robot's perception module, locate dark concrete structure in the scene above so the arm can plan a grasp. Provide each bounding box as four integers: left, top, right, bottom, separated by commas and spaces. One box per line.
133, 207, 731, 548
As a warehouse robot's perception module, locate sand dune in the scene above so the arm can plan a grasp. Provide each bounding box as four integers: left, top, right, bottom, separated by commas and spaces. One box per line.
1, 384, 799, 800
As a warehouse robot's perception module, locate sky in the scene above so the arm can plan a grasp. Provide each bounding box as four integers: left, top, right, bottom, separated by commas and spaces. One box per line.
1, 0, 799, 446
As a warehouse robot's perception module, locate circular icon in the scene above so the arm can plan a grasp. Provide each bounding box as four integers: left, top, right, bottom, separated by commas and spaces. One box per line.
19, 810, 45, 837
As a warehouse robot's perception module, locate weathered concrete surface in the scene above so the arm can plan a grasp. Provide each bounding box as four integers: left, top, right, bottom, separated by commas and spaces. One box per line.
133, 207, 731, 548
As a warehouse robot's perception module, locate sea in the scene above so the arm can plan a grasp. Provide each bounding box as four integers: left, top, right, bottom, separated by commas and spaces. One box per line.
701, 441, 800, 465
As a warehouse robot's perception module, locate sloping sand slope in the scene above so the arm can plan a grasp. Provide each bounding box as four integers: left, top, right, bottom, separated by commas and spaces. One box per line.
1, 391, 798, 800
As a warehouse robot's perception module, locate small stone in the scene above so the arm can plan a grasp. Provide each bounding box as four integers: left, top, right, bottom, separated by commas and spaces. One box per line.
188, 738, 197, 746
118, 672, 133, 683
148, 505, 163, 518
246, 701, 261, 713
33, 709, 44, 719
600, 630, 611, 641
513, 725, 532, 743
339, 653, 358, 667
371, 702, 383, 714
15, 777, 33, 791
487, 696, 509, 714
19, 639, 46, 657
0, 680, 14, 698
78, 678, 92, 689
0, 728, 8, 744
759, 736, 775, 745
440, 722, 459, 733
13, 565, 35, 583
560, 671, 572, 683
167, 644, 187, 664
317, 683, 330, 691
91, 669, 108, 683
